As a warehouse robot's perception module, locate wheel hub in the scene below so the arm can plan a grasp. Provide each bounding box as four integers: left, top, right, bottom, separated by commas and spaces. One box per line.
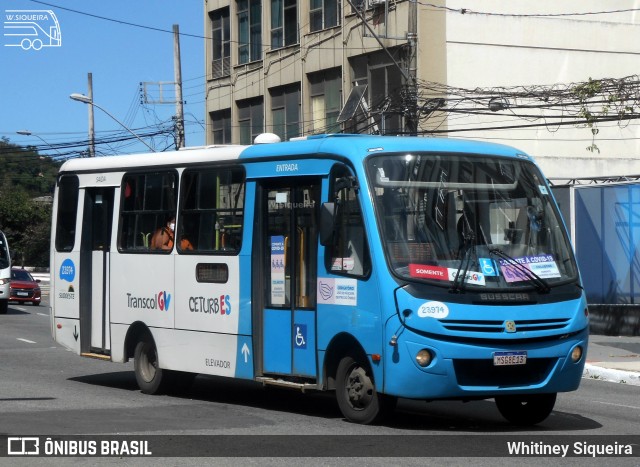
346, 366, 374, 409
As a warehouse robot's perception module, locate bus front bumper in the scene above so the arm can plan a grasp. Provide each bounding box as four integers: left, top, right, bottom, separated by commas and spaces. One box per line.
382, 327, 588, 400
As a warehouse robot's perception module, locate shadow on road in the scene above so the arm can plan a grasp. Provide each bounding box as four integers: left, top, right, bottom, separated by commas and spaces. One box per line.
68, 371, 602, 432
5, 306, 32, 315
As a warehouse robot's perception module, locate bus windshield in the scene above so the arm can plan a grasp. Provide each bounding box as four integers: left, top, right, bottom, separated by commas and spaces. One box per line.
367, 152, 578, 291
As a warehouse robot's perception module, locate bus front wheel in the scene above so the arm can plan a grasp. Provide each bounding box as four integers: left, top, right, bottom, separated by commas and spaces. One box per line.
0, 299, 7, 314
134, 337, 168, 394
495, 393, 557, 426
335, 355, 396, 424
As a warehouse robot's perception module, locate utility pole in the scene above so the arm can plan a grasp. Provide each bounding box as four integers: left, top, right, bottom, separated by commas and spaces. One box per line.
87, 72, 96, 156
345, 0, 418, 135
173, 24, 185, 148
405, 0, 419, 135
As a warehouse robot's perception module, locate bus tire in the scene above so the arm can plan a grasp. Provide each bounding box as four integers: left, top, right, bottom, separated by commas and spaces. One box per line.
335, 355, 396, 424
134, 337, 169, 395
0, 299, 7, 314
495, 393, 557, 426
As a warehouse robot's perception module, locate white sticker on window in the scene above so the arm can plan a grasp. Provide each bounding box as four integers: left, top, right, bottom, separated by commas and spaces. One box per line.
538, 185, 549, 195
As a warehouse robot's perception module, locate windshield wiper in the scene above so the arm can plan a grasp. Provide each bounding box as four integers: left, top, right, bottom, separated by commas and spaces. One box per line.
489, 248, 551, 294
449, 243, 475, 293
449, 212, 477, 293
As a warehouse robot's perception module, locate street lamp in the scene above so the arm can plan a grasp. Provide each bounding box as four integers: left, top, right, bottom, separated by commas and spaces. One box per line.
69, 93, 156, 153
16, 130, 63, 156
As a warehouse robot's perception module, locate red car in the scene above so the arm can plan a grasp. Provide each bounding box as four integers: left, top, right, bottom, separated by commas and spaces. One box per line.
10, 268, 41, 306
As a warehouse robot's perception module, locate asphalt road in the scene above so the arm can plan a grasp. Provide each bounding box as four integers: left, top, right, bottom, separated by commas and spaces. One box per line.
1, 297, 639, 465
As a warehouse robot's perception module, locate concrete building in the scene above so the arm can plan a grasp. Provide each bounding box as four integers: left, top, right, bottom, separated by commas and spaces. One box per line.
204, 0, 640, 178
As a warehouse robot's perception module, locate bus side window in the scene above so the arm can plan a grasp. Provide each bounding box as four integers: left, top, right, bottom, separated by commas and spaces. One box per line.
325, 167, 371, 277
178, 167, 245, 254
55, 175, 79, 252
119, 171, 177, 252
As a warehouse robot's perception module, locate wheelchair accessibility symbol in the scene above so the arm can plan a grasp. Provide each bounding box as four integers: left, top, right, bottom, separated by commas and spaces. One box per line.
294, 324, 307, 349
479, 258, 499, 277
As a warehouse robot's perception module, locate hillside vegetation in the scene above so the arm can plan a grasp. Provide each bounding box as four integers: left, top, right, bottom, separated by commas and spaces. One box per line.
0, 138, 61, 267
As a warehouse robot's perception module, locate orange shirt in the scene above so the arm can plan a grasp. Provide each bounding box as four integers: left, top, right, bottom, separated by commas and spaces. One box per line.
150, 227, 174, 250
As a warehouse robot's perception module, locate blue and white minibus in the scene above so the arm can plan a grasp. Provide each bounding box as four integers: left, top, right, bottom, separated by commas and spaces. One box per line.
50, 135, 588, 425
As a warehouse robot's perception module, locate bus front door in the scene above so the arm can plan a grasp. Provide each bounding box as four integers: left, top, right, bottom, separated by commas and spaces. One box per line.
79, 187, 114, 355
257, 180, 320, 378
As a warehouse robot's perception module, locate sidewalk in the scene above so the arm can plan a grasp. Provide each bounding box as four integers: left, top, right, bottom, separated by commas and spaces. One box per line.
584, 335, 640, 386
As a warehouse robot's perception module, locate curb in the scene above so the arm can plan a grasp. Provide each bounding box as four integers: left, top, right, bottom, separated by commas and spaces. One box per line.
582, 363, 640, 386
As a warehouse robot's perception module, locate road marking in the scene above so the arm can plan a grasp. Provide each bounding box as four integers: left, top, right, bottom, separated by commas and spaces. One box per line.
37, 313, 49, 317
592, 400, 640, 411
17, 338, 36, 344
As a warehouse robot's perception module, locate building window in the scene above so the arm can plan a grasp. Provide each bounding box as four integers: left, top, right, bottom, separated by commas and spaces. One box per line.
310, 0, 340, 33
119, 171, 178, 253
309, 68, 341, 134
238, 0, 262, 64
370, 64, 403, 134
271, 0, 297, 49
270, 84, 301, 141
349, 51, 404, 134
178, 167, 245, 254
210, 8, 230, 79
238, 97, 264, 145
210, 109, 232, 144
351, 0, 365, 13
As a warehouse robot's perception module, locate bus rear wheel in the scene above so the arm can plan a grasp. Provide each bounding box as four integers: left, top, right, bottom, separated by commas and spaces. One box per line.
335, 355, 396, 424
495, 393, 557, 426
134, 337, 168, 394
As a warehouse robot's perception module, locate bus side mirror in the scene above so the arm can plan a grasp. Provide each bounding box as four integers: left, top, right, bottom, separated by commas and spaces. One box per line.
319, 202, 335, 246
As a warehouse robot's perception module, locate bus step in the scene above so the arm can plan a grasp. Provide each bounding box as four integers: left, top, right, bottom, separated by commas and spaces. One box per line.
256, 377, 318, 393
80, 352, 111, 361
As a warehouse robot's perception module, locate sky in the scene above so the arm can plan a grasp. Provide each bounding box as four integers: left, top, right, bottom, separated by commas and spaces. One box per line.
0, 0, 205, 157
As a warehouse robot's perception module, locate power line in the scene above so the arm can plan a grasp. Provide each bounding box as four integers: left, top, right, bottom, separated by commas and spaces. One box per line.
29, 0, 206, 39
416, 2, 640, 19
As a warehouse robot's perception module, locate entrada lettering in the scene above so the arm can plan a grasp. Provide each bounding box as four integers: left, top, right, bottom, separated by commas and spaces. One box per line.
276, 163, 298, 172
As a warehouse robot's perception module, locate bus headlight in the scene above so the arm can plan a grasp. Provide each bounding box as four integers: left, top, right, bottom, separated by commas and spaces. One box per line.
416, 349, 433, 367
571, 346, 583, 363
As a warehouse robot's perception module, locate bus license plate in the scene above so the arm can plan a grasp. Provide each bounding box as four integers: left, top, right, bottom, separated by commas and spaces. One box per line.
493, 351, 527, 366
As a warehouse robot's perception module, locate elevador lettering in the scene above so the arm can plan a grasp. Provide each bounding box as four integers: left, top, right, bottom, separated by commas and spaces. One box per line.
126, 291, 171, 311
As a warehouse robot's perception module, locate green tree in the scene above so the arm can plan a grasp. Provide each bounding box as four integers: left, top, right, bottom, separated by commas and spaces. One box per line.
0, 138, 59, 267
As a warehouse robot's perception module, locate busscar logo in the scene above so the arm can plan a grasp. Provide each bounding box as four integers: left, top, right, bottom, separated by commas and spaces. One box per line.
4, 9, 62, 50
